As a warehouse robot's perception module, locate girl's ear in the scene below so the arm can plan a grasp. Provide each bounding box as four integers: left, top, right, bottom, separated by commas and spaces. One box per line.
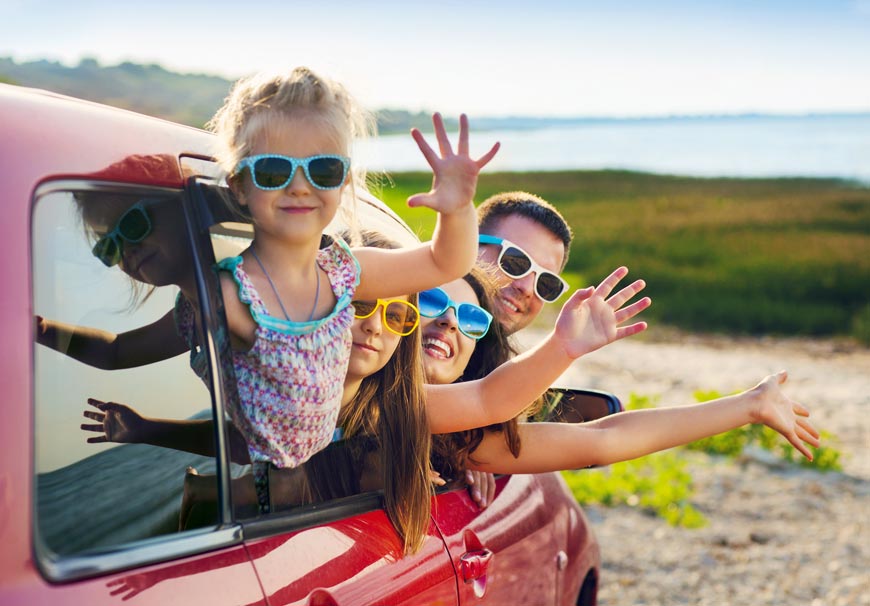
228, 175, 248, 206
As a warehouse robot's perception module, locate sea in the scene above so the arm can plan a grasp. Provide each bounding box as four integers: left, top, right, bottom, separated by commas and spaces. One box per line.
356, 114, 870, 183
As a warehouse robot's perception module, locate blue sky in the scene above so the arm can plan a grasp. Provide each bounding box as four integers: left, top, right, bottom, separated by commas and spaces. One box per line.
3, 0, 870, 117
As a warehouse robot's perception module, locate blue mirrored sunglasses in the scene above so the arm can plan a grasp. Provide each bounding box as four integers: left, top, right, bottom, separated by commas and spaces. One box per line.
235, 154, 350, 191
418, 287, 493, 340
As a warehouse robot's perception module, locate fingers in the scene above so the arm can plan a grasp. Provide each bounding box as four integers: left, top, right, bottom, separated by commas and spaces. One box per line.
432, 112, 452, 156
788, 433, 814, 461
563, 286, 595, 309
606, 279, 646, 310
87, 397, 107, 411
593, 266, 629, 299
411, 128, 439, 168
475, 141, 501, 169
83, 409, 104, 422
86, 435, 108, 444
613, 297, 652, 324
796, 424, 821, 448
797, 416, 820, 441
457, 113, 469, 156
777, 370, 788, 384
614, 321, 648, 341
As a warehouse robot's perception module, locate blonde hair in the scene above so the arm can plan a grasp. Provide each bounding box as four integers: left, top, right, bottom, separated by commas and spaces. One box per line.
207, 67, 376, 231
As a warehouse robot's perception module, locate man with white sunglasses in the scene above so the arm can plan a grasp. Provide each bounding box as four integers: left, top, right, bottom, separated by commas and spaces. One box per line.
477, 191, 573, 335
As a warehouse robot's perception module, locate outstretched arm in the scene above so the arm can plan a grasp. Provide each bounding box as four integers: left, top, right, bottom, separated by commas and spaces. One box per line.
426, 266, 650, 433
354, 113, 500, 300
36, 310, 189, 370
467, 371, 820, 473
82, 399, 251, 464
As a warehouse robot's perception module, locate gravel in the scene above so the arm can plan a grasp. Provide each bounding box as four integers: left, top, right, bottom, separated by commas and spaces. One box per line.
518, 328, 870, 605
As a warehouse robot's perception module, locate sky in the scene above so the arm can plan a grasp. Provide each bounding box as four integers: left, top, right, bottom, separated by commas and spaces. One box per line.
3, 0, 870, 118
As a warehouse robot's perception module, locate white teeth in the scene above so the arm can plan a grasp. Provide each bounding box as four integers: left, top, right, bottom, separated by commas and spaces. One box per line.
423, 336, 453, 358
500, 296, 519, 313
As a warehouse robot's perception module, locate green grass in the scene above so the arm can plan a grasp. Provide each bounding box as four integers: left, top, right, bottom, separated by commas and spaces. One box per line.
374, 170, 870, 342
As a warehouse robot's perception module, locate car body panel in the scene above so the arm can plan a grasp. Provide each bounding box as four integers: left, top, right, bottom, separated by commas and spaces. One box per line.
0, 83, 599, 606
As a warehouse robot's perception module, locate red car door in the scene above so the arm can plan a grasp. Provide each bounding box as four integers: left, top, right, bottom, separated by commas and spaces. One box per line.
243, 501, 458, 606
432, 475, 564, 606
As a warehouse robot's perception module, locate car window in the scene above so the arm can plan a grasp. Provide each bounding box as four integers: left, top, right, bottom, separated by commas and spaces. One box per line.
31, 186, 226, 560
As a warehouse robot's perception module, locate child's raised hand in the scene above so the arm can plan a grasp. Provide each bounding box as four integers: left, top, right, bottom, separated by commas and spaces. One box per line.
82, 398, 146, 444
748, 371, 820, 461
407, 113, 499, 214
554, 266, 651, 359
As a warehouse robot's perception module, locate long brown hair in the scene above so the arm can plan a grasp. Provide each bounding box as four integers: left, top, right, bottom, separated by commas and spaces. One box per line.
306, 230, 432, 555
430, 265, 527, 477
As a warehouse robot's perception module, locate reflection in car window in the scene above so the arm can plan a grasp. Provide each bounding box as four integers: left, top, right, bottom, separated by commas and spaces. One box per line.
32, 188, 221, 556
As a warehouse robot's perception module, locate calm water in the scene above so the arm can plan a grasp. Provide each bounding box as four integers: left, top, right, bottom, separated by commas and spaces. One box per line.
357, 114, 870, 182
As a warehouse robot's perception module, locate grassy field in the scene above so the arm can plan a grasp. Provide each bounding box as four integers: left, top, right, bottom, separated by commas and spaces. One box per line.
372, 170, 870, 343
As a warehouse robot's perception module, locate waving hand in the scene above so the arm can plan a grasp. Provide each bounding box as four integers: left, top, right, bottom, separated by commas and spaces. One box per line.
407, 113, 500, 214
555, 266, 651, 359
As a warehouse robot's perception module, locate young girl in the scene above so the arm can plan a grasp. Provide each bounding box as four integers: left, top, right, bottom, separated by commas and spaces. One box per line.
200, 67, 500, 507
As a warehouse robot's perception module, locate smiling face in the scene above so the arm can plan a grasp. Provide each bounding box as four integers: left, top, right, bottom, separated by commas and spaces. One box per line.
85, 194, 191, 288
233, 115, 347, 248
420, 278, 480, 385
346, 297, 409, 384
478, 214, 566, 335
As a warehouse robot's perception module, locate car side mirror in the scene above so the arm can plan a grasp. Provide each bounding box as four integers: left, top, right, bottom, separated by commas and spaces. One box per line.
535, 387, 623, 423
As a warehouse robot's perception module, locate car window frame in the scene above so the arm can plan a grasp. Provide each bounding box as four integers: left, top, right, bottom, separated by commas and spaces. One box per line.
30, 179, 243, 582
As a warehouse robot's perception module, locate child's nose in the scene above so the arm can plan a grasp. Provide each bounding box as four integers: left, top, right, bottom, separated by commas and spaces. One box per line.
284, 167, 310, 195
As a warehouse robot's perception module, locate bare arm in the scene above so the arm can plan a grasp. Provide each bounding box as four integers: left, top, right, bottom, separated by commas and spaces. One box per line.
82, 399, 251, 464
426, 267, 650, 433
36, 310, 188, 370
354, 114, 499, 301
467, 372, 820, 473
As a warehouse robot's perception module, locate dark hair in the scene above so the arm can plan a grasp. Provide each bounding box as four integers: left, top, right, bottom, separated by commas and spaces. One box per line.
430, 264, 533, 478
477, 191, 573, 270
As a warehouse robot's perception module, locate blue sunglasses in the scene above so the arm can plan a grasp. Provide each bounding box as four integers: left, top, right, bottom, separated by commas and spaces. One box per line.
418, 287, 493, 340
235, 154, 350, 191
91, 198, 164, 267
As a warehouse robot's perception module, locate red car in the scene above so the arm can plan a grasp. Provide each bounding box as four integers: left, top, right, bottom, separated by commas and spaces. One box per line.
0, 84, 611, 605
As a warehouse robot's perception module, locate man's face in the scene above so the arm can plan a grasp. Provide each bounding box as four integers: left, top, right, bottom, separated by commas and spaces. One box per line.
478, 215, 566, 335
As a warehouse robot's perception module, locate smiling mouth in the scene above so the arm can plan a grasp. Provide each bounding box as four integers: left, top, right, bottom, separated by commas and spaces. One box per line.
123, 250, 156, 275
498, 294, 522, 314
423, 335, 454, 359
280, 207, 314, 214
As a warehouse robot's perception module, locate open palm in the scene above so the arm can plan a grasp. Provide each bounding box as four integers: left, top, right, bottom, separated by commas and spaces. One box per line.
407, 113, 500, 214
555, 266, 651, 359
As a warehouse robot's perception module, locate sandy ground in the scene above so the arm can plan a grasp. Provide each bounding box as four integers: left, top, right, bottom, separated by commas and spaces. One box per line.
517, 328, 870, 606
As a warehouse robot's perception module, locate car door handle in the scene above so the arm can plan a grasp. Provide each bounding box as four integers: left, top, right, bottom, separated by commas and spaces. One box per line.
459, 548, 493, 583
